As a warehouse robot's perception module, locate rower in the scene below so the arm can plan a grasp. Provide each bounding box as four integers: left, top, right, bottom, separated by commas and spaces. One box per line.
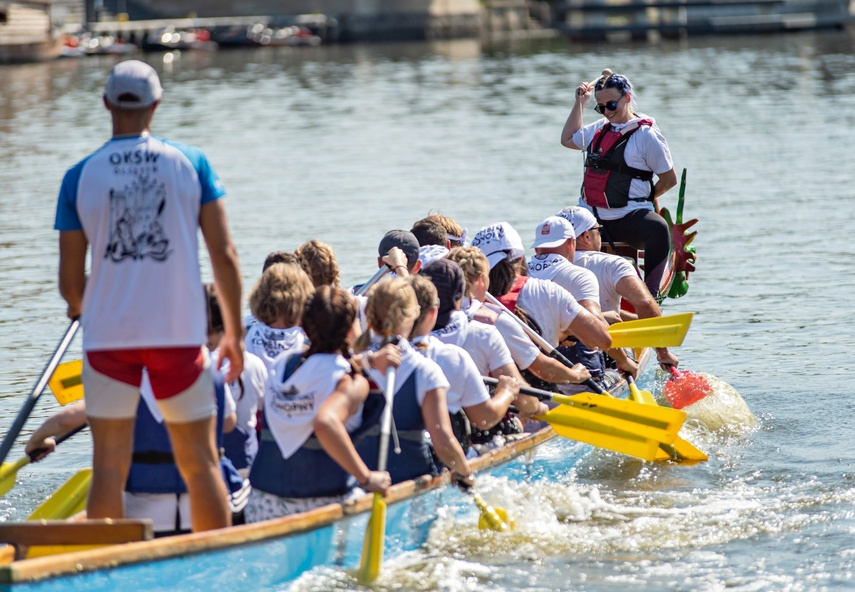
244, 262, 313, 372
527, 215, 638, 382
245, 286, 393, 522
470, 222, 615, 374
406, 275, 526, 454
557, 206, 679, 369
295, 240, 341, 289
446, 246, 592, 387
355, 279, 475, 487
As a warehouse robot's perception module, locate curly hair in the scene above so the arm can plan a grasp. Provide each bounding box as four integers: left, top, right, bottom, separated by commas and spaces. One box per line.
355, 278, 420, 351
303, 286, 356, 357
295, 240, 340, 288
446, 246, 489, 297
248, 262, 314, 327
420, 213, 465, 247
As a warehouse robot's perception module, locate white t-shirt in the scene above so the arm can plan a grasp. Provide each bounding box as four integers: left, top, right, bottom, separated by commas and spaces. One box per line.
465, 299, 539, 371
516, 277, 583, 348
244, 323, 307, 372
572, 115, 673, 220
411, 335, 490, 414
264, 353, 358, 460
365, 338, 449, 408
55, 135, 225, 350
431, 310, 514, 376
574, 250, 638, 315
528, 253, 600, 305
212, 349, 267, 434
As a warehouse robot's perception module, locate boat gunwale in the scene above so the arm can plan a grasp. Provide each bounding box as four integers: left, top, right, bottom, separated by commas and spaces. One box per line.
0, 427, 560, 585
0, 356, 643, 586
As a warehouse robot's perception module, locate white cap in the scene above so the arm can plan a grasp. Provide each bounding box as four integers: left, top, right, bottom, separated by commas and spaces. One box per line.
556, 206, 598, 238
530, 216, 575, 249
105, 60, 163, 109
471, 222, 525, 270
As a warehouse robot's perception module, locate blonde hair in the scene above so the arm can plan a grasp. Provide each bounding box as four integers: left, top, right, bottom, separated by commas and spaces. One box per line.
421, 214, 465, 247
295, 240, 340, 288
355, 278, 420, 351
248, 263, 314, 327
446, 246, 489, 297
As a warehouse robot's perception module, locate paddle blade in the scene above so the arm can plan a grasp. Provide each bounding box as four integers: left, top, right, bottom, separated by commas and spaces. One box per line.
628, 379, 708, 463
471, 491, 512, 532
540, 407, 661, 461
358, 493, 387, 584
27, 468, 92, 521
0, 456, 31, 497
554, 392, 685, 444
664, 368, 713, 409
48, 360, 84, 406
608, 312, 694, 348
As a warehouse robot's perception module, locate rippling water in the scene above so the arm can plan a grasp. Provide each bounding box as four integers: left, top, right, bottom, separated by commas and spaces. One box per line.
1, 29, 855, 590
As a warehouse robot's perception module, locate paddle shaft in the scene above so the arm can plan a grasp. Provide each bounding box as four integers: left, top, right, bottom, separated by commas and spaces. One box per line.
376, 367, 396, 474
28, 423, 87, 462
355, 266, 390, 297
0, 319, 80, 464
483, 293, 605, 394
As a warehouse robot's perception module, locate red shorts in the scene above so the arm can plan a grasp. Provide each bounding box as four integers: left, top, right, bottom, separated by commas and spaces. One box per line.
86, 346, 206, 400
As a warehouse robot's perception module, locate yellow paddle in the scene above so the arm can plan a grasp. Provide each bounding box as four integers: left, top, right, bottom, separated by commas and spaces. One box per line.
27, 468, 92, 521
0, 424, 88, 497
457, 480, 514, 532
358, 366, 396, 584
0, 319, 79, 465
607, 312, 694, 349
626, 375, 708, 463
48, 359, 85, 406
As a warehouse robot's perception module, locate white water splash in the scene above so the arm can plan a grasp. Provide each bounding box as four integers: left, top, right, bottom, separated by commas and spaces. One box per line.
679, 373, 757, 435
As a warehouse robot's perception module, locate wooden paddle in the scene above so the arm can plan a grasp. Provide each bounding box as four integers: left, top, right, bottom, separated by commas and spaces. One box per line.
0, 319, 80, 465
358, 366, 396, 584
0, 424, 88, 497
626, 375, 708, 462
484, 377, 681, 461
664, 366, 713, 409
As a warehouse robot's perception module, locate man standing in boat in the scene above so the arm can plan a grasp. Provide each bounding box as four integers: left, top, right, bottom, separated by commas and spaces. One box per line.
54, 60, 244, 532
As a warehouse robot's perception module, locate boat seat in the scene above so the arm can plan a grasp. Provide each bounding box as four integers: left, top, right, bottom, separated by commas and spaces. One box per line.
0, 519, 154, 560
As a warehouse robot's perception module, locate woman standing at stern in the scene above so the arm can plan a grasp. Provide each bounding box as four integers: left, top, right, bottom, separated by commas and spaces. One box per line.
561, 69, 677, 298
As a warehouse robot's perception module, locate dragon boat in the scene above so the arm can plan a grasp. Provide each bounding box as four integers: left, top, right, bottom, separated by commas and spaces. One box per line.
0, 351, 652, 591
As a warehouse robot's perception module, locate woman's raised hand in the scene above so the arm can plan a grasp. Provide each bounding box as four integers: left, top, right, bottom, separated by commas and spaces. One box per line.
575, 82, 592, 103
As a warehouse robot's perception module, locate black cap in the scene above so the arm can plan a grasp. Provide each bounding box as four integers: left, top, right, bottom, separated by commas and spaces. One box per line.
420, 259, 465, 329
378, 230, 420, 270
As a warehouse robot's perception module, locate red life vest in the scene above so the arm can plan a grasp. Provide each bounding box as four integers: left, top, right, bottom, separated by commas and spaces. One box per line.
581, 119, 655, 209
498, 276, 528, 313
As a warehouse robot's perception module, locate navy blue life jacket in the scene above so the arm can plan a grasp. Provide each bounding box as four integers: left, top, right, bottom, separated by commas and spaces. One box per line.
249, 354, 384, 499
357, 370, 438, 485
222, 377, 258, 471
126, 371, 243, 496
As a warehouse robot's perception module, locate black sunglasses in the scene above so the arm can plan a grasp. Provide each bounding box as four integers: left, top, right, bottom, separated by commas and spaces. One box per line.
589, 226, 604, 233
594, 96, 625, 115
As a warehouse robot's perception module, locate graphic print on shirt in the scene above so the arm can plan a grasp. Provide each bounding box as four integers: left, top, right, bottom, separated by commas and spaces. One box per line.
251, 328, 303, 361
105, 174, 170, 262
271, 384, 314, 417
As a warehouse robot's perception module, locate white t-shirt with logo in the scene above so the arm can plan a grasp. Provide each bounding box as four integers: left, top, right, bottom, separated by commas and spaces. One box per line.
212, 349, 268, 435
245, 323, 307, 372
54, 134, 225, 350
528, 253, 600, 305
573, 250, 639, 315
